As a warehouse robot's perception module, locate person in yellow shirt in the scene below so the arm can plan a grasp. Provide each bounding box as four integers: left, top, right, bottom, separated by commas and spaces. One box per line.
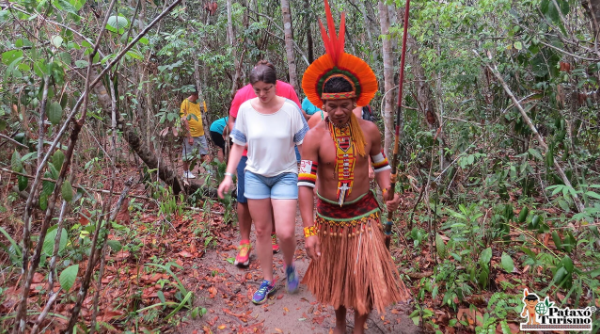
180, 88, 210, 179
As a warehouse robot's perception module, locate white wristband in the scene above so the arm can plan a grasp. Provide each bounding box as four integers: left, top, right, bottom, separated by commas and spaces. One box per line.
224, 172, 234, 177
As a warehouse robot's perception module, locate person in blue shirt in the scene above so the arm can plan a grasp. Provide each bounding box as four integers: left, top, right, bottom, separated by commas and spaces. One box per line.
301, 97, 321, 116
209, 116, 229, 162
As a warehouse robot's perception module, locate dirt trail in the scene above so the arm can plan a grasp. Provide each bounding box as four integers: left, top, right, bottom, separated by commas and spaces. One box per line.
180, 208, 419, 334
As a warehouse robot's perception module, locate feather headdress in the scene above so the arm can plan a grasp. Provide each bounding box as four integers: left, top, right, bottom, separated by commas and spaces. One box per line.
302, 0, 378, 108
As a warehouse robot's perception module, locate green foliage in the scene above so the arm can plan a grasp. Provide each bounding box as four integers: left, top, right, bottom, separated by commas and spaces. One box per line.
59, 264, 79, 291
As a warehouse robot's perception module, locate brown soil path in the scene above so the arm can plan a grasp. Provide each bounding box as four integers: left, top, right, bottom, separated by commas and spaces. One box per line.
179, 207, 419, 334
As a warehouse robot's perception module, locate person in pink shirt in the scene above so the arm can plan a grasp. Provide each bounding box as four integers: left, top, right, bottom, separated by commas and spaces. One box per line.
227, 60, 307, 267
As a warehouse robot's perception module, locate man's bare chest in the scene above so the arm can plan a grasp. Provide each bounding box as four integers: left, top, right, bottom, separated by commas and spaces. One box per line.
317, 138, 370, 171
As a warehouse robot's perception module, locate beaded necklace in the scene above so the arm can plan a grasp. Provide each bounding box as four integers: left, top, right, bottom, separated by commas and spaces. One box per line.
328, 119, 356, 206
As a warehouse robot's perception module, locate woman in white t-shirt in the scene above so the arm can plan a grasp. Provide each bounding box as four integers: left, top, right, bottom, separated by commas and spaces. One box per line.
218, 62, 309, 305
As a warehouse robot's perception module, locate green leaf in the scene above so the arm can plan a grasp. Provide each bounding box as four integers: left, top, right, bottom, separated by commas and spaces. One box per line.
552, 231, 563, 251
39, 194, 48, 210
2, 50, 23, 65
501, 252, 515, 272
553, 266, 567, 284
157, 290, 166, 303
435, 234, 446, 260
43, 226, 68, 256
106, 16, 129, 34
52, 150, 65, 171
11, 150, 23, 172
18, 175, 28, 191
561, 255, 574, 273
74, 60, 89, 68
126, 50, 143, 60
48, 102, 63, 125
61, 180, 73, 202
48, 163, 59, 180
51, 35, 63, 48
479, 247, 492, 267
528, 148, 543, 161
107, 240, 122, 252
139, 37, 149, 45
53, 0, 78, 14
545, 147, 554, 168
585, 191, 600, 200
514, 41, 522, 50
59, 264, 79, 291
518, 207, 529, 223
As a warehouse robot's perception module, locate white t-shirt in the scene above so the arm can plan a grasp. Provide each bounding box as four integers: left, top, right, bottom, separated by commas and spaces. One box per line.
231, 98, 309, 177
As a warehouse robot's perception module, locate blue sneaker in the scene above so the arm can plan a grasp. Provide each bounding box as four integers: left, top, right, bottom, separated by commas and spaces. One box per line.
285, 264, 299, 294
252, 280, 275, 305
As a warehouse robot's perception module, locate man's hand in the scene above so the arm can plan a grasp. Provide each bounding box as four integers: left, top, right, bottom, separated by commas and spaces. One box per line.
368, 166, 375, 181
188, 136, 194, 145
217, 175, 233, 199
305, 235, 321, 260
385, 191, 402, 212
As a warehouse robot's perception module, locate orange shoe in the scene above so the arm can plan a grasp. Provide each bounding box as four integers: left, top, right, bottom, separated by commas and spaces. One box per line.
271, 234, 279, 253
235, 241, 251, 267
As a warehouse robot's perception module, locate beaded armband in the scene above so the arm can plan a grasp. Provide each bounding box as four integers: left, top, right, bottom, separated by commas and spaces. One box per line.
304, 226, 317, 238
298, 160, 318, 188
371, 152, 391, 173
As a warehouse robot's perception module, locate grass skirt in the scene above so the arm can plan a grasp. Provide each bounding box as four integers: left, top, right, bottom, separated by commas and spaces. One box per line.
302, 191, 411, 315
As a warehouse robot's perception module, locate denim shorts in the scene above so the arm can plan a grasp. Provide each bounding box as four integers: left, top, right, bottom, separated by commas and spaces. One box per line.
244, 171, 298, 200
236, 156, 248, 204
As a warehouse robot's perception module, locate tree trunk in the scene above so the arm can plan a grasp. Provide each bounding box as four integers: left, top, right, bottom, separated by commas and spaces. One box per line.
404, 31, 439, 130
280, 0, 298, 92
193, 57, 210, 137
582, 0, 600, 34
93, 82, 185, 194
378, 1, 394, 157
304, 0, 314, 64
227, 0, 240, 97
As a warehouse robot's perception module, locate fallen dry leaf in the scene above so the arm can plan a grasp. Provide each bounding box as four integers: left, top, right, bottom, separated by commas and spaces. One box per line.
208, 287, 217, 298
32, 272, 45, 284
177, 250, 193, 258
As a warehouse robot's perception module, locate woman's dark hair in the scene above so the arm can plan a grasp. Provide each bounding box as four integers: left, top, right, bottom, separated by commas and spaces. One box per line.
322, 76, 353, 93
249, 60, 277, 85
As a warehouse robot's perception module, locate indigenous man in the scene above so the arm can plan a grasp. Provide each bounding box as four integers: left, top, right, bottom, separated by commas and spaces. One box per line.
180, 87, 210, 179
298, 2, 410, 333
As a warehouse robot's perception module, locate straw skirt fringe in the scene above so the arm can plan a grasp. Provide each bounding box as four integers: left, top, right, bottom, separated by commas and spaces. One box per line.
302, 212, 411, 315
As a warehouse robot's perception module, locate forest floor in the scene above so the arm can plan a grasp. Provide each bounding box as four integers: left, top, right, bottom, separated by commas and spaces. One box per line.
178, 206, 420, 334
2, 159, 597, 333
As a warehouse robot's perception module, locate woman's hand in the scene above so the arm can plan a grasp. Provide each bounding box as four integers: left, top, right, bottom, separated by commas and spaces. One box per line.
305, 235, 321, 260
188, 136, 194, 145
218, 175, 233, 199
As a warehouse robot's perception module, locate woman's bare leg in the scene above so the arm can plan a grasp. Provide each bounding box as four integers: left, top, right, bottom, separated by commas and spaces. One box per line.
247, 198, 274, 281
271, 199, 297, 266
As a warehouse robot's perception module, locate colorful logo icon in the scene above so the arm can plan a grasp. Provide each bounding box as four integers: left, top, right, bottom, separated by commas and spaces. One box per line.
520, 288, 594, 331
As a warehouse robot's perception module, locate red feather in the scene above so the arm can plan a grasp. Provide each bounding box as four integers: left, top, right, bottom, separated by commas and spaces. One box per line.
319, 0, 345, 64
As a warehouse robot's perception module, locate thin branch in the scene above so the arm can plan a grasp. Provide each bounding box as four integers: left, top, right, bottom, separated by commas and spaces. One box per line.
0, 167, 150, 200
249, 8, 310, 65
538, 40, 600, 61
476, 50, 585, 213
0, 133, 28, 148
